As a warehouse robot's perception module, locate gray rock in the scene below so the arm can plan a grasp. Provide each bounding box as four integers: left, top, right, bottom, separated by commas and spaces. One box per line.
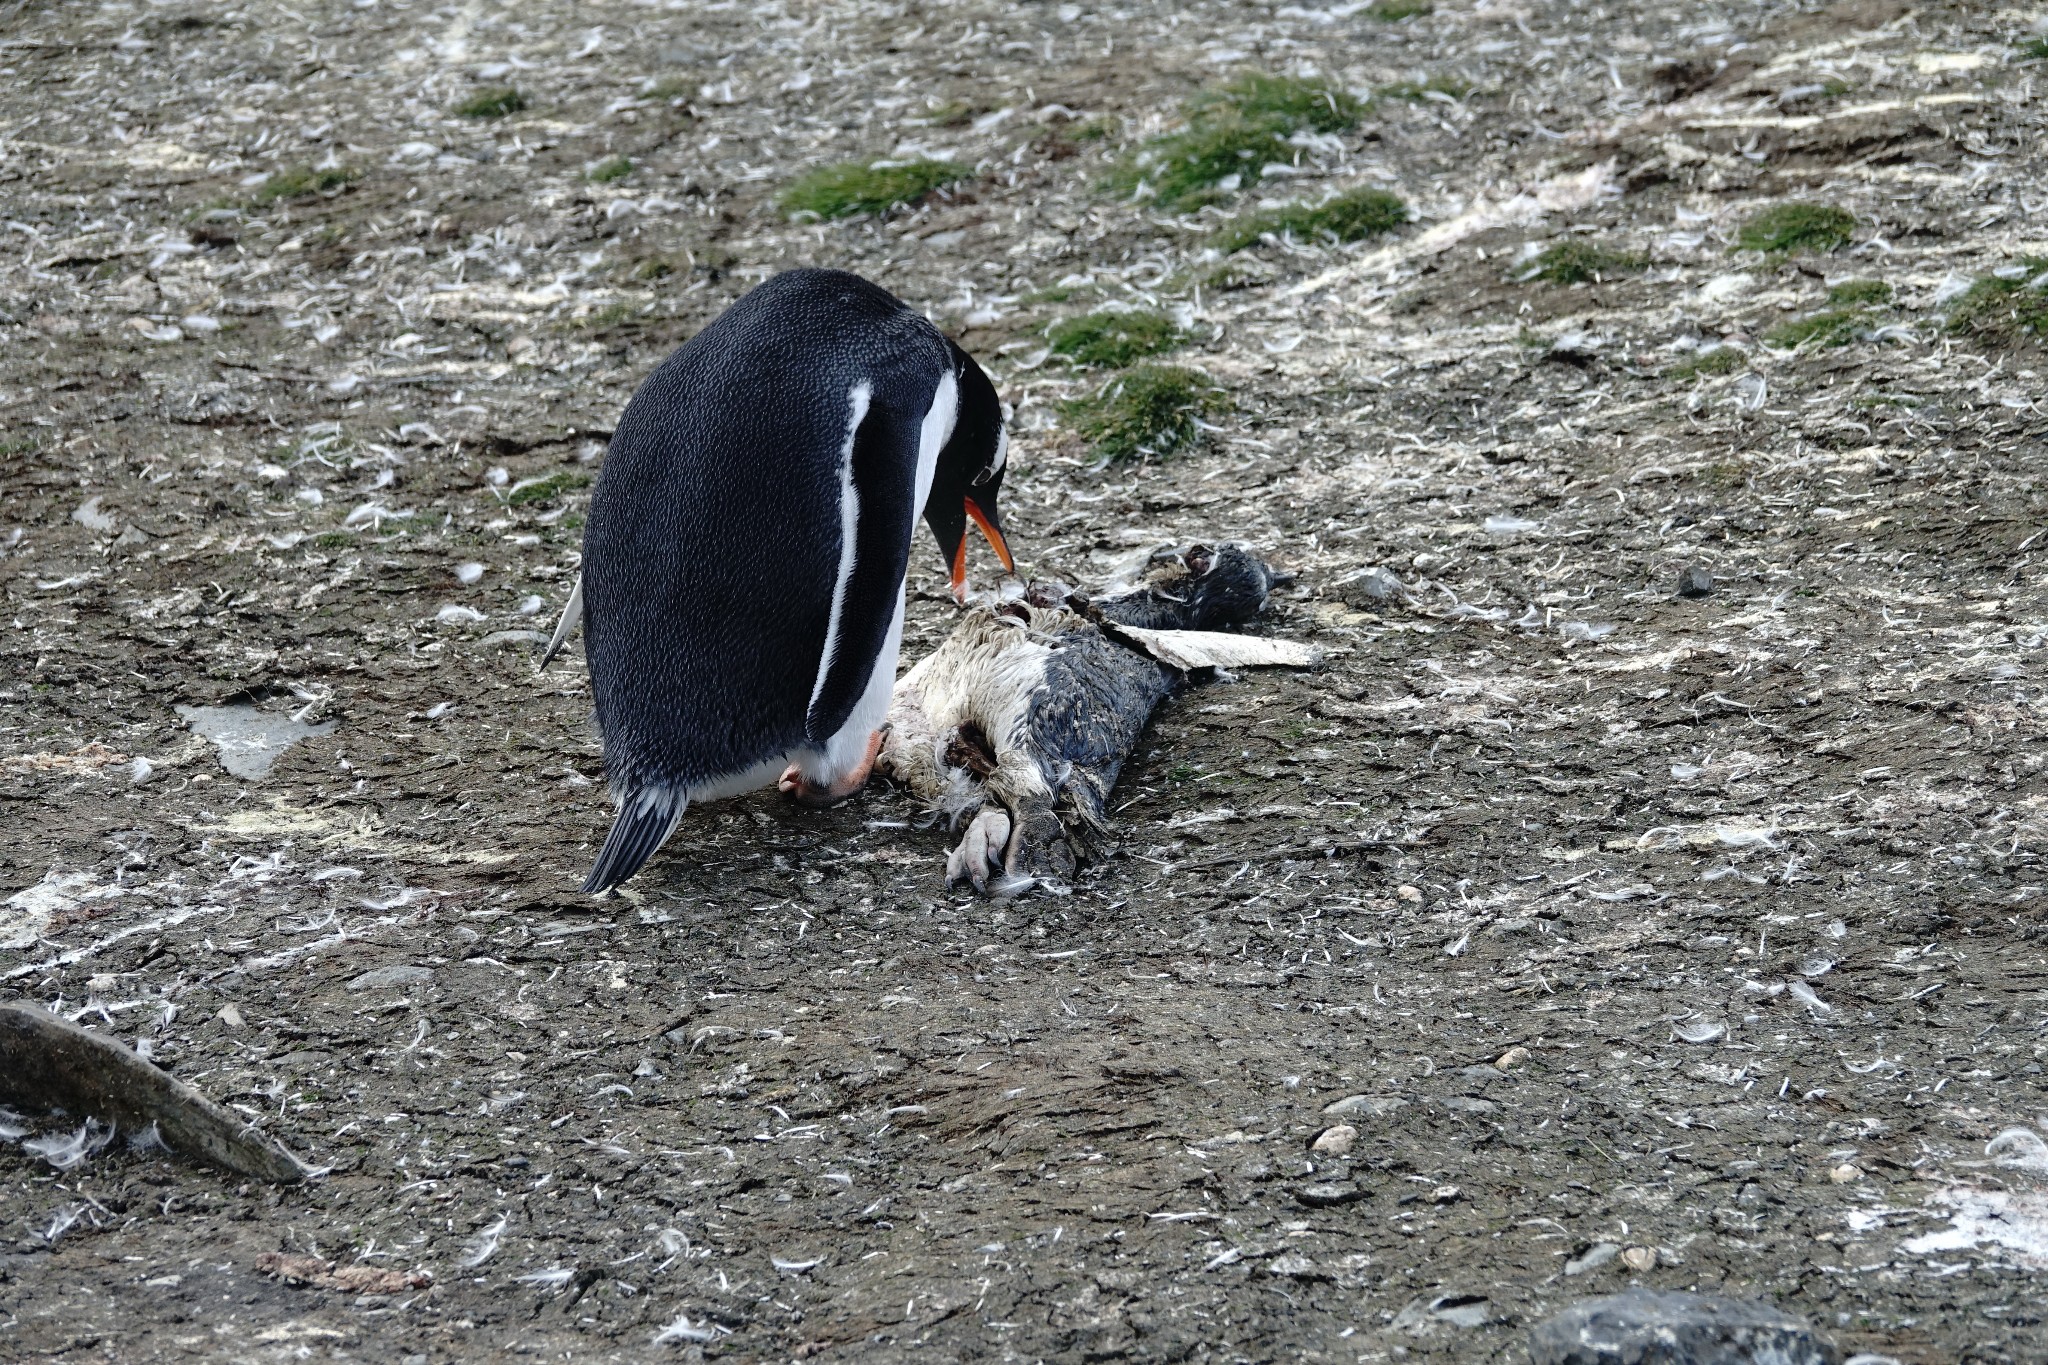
1293, 1182, 1365, 1208
1528, 1288, 1839, 1365
1675, 566, 1715, 599
347, 965, 435, 991
1346, 567, 1405, 604
1321, 1093, 1405, 1120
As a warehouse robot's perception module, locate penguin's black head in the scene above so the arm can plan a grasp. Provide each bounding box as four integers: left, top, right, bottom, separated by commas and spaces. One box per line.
926, 341, 1014, 604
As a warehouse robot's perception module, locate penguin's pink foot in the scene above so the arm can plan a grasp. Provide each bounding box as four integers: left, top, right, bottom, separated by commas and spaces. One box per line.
778, 729, 886, 807
945, 807, 1013, 892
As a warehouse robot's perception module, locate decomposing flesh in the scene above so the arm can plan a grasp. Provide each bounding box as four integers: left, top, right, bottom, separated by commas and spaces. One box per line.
877, 544, 1312, 891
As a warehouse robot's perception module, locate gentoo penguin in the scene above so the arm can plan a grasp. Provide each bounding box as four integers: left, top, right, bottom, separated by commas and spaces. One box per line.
568, 268, 1013, 894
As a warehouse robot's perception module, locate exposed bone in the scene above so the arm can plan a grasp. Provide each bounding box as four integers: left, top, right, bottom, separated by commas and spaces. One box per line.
0, 1002, 311, 1183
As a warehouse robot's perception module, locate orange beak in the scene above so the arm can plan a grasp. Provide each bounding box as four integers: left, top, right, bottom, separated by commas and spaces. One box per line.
952, 496, 1014, 603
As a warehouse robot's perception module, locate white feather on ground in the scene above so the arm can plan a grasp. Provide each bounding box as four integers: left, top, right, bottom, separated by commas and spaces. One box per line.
1104, 625, 1319, 672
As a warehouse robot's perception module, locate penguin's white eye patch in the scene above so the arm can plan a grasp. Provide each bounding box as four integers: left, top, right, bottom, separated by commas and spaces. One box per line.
975, 426, 1008, 484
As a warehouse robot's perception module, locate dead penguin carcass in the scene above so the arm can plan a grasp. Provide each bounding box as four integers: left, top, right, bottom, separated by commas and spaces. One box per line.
877, 544, 1313, 891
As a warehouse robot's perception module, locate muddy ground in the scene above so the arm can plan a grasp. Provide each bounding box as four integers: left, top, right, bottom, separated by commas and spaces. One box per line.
1, 0, 2045, 1360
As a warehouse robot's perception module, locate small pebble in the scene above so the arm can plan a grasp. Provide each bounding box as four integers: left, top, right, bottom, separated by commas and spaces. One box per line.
1675, 565, 1715, 598
1352, 568, 1403, 603
1397, 884, 1423, 903
1293, 1182, 1365, 1208
456, 561, 485, 585
1622, 1246, 1657, 1272
1495, 1046, 1530, 1071
1431, 1184, 1460, 1204
1829, 1163, 1862, 1183
218, 1004, 244, 1027
1311, 1124, 1357, 1155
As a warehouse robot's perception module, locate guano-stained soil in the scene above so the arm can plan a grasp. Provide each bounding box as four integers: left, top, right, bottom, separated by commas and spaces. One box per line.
0, 0, 2044, 1361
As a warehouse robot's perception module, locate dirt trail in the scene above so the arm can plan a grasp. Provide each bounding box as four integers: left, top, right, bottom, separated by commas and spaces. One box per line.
1, 0, 2044, 1360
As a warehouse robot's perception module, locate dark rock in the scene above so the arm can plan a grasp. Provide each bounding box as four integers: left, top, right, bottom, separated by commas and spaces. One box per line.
0, 1002, 309, 1183
1293, 1181, 1366, 1208
1528, 1288, 1838, 1365
1675, 566, 1715, 598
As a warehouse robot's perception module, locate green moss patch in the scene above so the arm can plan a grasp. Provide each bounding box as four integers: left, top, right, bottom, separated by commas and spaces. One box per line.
1110, 72, 1362, 211
780, 159, 969, 220
1047, 311, 1185, 367
1765, 309, 1868, 350
1375, 74, 1470, 101
456, 87, 527, 119
1213, 188, 1407, 253
1192, 73, 1363, 135
1736, 202, 1856, 255
506, 470, 594, 506
588, 156, 632, 183
1108, 114, 1295, 210
1517, 239, 1646, 285
1946, 259, 2048, 347
916, 99, 992, 128
1826, 279, 1891, 306
251, 164, 359, 205
2017, 36, 2048, 61
1021, 284, 1082, 306
1763, 277, 1898, 350
1369, 0, 1432, 17
570, 302, 638, 332
1062, 366, 1229, 463
1667, 346, 1745, 380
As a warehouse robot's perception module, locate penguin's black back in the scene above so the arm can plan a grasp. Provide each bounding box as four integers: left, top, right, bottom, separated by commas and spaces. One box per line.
582, 269, 952, 793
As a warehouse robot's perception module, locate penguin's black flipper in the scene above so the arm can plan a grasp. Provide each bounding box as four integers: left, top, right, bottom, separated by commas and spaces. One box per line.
581, 784, 688, 894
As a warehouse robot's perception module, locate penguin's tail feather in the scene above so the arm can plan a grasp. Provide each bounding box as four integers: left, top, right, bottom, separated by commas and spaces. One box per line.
582, 783, 688, 894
